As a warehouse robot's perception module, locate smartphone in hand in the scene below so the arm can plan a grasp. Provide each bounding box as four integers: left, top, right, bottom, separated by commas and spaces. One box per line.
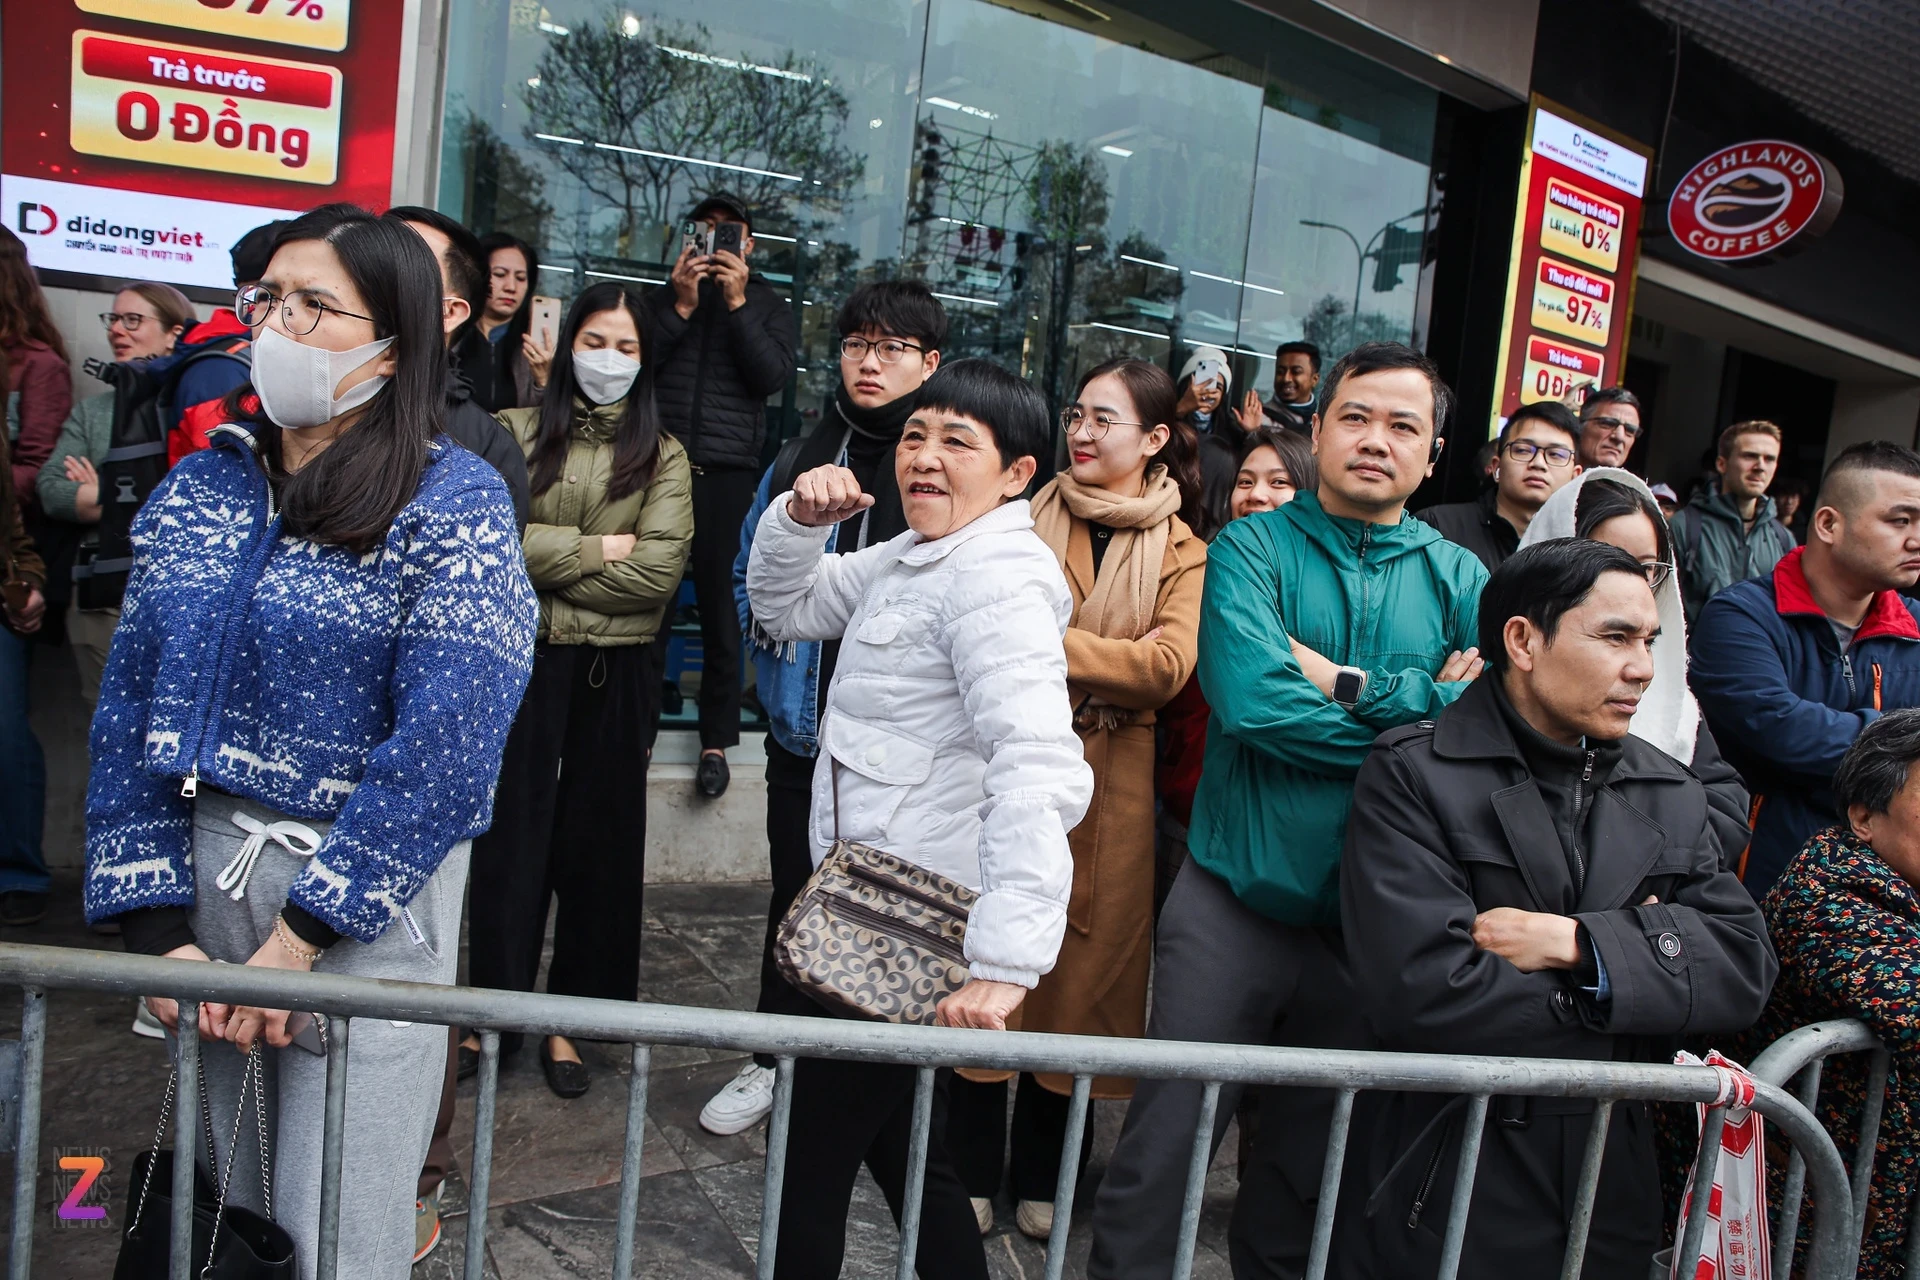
711, 221, 744, 257
529, 296, 560, 349
682, 219, 713, 259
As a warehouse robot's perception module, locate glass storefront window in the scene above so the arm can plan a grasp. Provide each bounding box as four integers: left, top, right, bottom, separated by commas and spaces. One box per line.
439, 0, 1440, 425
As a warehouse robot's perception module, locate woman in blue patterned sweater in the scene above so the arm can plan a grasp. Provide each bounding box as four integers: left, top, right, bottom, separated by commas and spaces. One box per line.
82, 204, 537, 1278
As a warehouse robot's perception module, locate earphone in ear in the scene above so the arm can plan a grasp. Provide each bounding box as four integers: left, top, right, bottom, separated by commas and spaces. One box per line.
1429, 431, 1446, 462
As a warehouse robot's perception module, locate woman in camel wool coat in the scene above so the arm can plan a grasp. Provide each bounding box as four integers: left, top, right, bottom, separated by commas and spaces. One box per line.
946, 357, 1209, 1237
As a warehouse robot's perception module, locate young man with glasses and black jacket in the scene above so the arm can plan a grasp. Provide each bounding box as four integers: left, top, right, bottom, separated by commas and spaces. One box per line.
1417, 400, 1583, 573
697, 281, 947, 1137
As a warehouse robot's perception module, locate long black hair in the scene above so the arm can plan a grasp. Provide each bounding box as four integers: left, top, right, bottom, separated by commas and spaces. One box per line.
227, 203, 446, 555
528, 282, 663, 501
477, 232, 538, 347
1575, 478, 1672, 567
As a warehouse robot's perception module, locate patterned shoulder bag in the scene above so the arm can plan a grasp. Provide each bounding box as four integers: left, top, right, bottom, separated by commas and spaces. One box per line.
774, 757, 978, 1025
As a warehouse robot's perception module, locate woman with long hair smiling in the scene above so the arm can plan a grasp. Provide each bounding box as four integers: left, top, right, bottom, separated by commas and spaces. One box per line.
82, 203, 537, 1276
465, 281, 693, 1098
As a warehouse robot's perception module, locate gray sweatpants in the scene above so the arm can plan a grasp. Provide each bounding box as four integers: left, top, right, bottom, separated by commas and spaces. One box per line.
1086, 857, 1368, 1280
176, 790, 468, 1280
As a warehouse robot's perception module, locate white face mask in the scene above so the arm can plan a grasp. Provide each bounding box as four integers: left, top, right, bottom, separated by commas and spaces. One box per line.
573, 348, 641, 406
250, 323, 396, 431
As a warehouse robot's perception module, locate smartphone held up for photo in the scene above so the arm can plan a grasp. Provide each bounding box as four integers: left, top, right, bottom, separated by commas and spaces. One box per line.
529, 296, 560, 351
710, 221, 743, 257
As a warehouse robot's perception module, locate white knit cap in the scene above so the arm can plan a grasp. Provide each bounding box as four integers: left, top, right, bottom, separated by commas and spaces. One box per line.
1178, 346, 1232, 392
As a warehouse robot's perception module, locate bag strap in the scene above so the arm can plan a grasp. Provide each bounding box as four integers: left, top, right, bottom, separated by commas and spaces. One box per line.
203, 1044, 271, 1277
124, 1036, 220, 1239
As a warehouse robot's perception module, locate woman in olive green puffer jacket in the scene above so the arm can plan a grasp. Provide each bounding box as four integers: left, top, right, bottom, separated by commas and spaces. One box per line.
467, 282, 693, 1098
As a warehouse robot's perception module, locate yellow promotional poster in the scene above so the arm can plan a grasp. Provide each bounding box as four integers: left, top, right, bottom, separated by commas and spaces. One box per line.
1530, 255, 1614, 345
68, 31, 340, 185
74, 0, 350, 54
1539, 177, 1623, 273
1519, 335, 1606, 404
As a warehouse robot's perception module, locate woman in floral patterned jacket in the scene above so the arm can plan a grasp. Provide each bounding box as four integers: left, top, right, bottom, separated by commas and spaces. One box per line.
1742, 707, 1920, 1277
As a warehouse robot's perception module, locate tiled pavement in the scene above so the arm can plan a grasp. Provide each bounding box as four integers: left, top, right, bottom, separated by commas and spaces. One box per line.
3, 871, 1244, 1278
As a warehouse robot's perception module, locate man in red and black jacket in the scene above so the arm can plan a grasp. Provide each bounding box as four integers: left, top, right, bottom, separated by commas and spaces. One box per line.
162, 219, 284, 464
1692, 440, 1920, 897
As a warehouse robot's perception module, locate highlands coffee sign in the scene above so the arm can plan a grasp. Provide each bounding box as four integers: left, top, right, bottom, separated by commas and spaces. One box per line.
1668, 140, 1843, 263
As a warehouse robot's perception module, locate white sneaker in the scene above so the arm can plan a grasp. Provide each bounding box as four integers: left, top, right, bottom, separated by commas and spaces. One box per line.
699, 1062, 775, 1135
131, 1000, 165, 1040
1015, 1199, 1053, 1240
971, 1197, 994, 1235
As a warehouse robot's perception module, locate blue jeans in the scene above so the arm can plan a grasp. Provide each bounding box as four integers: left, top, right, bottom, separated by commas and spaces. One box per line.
0, 626, 48, 895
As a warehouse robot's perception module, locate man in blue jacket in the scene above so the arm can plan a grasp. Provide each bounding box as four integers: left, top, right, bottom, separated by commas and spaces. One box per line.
1692, 440, 1920, 896
696, 281, 947, 1137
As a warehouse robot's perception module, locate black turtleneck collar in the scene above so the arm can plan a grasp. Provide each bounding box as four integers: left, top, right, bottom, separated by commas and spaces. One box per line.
834, 384, 917, 444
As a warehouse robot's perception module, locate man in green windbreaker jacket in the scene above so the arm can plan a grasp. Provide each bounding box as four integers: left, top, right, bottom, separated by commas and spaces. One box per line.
1088, 342, 1490, 1280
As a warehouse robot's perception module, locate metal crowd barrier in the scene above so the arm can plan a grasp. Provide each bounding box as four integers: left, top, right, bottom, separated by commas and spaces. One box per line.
1751, 1018, 1916, 1278
0, 942, 1861, 1280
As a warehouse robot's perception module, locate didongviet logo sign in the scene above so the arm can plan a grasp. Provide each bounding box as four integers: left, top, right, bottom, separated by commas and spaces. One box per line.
1667, 140, 1843, 263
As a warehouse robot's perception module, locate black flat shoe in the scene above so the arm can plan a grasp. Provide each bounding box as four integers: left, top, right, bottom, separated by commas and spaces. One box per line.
540, 1039, 590, 1099
696, 752, 730, 798
0, 892, 47, 927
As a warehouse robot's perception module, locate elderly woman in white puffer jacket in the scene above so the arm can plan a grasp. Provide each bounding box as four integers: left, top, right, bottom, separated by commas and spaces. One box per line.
746, 358, 1092, 1280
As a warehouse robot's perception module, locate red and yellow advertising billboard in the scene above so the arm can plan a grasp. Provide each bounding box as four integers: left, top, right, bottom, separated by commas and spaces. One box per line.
1489, 98, 1655, 439
2, 0, 403, 291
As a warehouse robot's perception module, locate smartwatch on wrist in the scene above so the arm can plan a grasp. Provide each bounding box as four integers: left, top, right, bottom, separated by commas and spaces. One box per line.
1331, 665, 1368, 709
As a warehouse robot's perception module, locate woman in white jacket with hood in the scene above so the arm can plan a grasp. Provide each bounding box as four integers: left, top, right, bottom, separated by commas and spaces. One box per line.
745, 358, 1093, 1280
1519, 466, 1752, 864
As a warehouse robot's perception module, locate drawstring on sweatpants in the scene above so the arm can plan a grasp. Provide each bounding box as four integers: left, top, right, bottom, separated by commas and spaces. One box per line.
588, 648, 608, 689
210, 807, 435, 955
215, 813, 323, 902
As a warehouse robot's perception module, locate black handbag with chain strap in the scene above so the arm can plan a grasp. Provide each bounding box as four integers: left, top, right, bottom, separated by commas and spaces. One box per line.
114, 1042, 295, 1280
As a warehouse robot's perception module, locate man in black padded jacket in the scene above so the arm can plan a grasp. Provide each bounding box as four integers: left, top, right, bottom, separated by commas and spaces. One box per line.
644, 193, 798, 796
389, 207, 531, 532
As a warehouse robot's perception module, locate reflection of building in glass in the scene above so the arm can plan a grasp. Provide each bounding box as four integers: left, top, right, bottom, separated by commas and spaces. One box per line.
438, 0, 1443, 435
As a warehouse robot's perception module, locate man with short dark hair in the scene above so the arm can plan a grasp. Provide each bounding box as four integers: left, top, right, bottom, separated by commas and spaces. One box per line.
1265, 340, 1320, 432
1692, 440, 1920, 896
389, 207, 532, 531
1417, 400, 1583, 572
1576, 385, 1644, 471
644, 192, 799, 795
1090, 342, 1489, 1280
1670, 419, 1794, 622
1334, 539, 1773, 1278
698, 281, 947, 1137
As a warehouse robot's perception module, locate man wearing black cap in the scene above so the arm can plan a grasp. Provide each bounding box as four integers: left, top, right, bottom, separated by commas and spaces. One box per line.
645, 192, 798, 797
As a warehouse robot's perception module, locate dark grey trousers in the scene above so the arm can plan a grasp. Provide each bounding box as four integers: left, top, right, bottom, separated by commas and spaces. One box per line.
174, 790, 468, 1280
1086, 857, 1368, 1280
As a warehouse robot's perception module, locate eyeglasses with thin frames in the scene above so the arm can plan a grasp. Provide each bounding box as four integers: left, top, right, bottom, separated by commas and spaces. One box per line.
1644, 561, 1675, 590
1060, 407, 1145, 441
235, 285, 374, 337
1503, 439, 1576, 468
840, 337, 925, 365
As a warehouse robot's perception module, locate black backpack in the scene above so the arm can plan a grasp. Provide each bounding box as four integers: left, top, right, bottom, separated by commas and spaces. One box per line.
73, 341, 249, 610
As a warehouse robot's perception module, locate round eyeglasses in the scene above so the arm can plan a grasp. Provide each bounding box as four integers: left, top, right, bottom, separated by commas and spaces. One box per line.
840, 337, 925, 365
1503, 439, 1576, 468
100, 311, 155, 333
1060, 407, 1145, 441
235, 285, 374, 337
1644, 561, 1675, 590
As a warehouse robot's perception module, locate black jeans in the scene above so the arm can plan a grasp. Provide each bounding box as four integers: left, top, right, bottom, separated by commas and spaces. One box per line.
774, 1032, 989, 1280
945, 1072, 1094, 1203
690, 466, 759, 750
467, 642, 653, 1054
753, 735, 821, 1068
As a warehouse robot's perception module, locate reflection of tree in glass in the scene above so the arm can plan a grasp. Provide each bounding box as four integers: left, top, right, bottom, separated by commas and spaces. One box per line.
455, 112, 555, 247
1302, 293, 1409, 359
1026, 141, 1110, 406
1066, 230, 1185, 372
521, 11, 863, 257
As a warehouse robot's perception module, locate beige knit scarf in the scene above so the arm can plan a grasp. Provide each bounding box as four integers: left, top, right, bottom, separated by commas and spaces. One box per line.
1031, 465, 1182, 725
